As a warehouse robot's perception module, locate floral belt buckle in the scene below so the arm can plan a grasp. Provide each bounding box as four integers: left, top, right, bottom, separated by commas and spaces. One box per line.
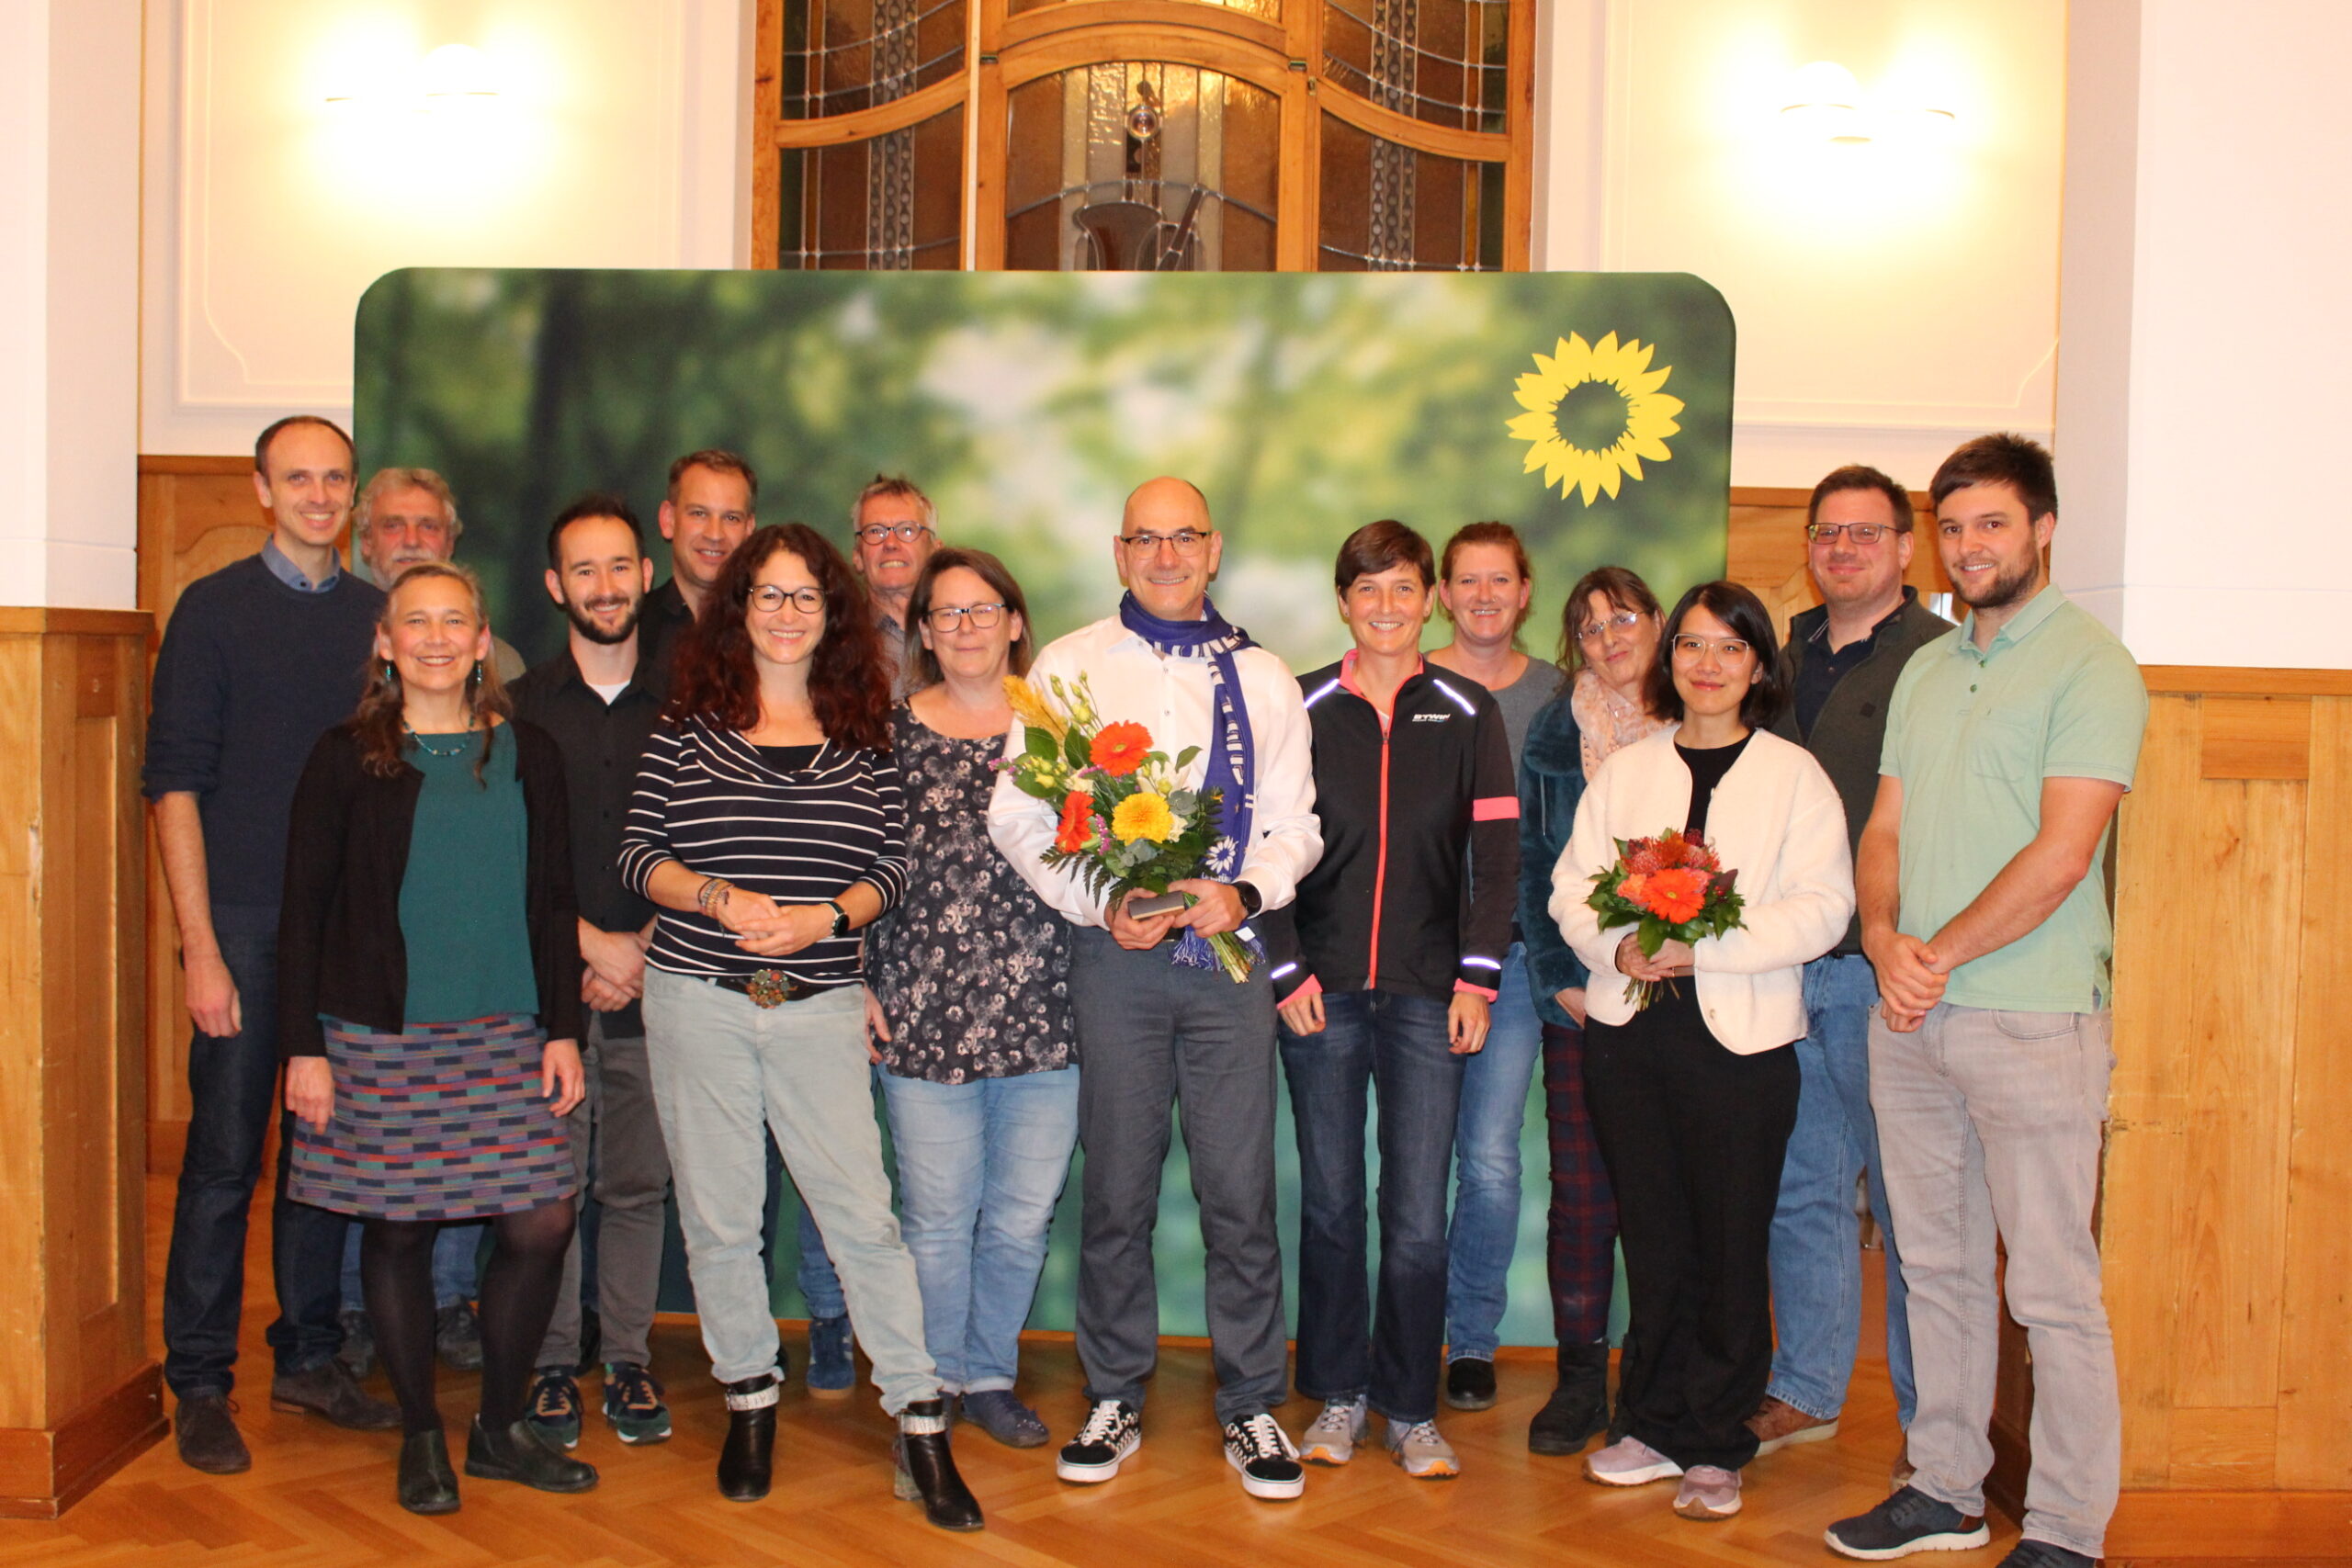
746, 969, 796, 1009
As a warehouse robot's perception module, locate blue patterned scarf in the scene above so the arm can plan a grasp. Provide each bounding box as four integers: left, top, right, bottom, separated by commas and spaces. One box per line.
1119, 591, 1263, 972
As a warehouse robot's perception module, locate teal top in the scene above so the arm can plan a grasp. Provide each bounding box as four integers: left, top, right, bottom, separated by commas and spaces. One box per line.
1880, 586, 2148, 1012
399, 734, 538, 1026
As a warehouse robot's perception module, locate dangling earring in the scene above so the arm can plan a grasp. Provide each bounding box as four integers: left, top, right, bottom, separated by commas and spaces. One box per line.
469, 660, 483, 687
382, 660, 396, 685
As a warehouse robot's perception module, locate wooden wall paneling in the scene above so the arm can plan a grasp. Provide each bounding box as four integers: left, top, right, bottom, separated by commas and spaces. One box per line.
2164, 770, 2300, 1425
1501, 0, 1534, 271
2106, 692, 2202, 1483
0, 635, 45, 1433
2199, 695, 2312, 781
2274, 694, 2352, 1486
0, 611, 163, 1517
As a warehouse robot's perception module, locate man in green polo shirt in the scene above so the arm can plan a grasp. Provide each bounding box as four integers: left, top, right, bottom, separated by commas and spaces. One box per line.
1826, 435, 2146, 1568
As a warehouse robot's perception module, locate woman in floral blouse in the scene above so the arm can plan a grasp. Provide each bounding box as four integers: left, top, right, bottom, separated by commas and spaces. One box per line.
865, 547, 1079, 1451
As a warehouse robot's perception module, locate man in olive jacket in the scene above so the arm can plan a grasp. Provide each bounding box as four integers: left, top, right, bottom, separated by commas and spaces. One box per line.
1748, 466, 1951, 1470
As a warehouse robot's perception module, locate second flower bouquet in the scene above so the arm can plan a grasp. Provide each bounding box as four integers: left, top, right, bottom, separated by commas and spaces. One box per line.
996, 672, 1256, 981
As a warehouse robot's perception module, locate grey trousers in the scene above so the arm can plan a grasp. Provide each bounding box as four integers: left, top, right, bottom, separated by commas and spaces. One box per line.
1870, 1002, 2120, 1559
1069, 928, 1287, 1426
538, 1015, 673, 1371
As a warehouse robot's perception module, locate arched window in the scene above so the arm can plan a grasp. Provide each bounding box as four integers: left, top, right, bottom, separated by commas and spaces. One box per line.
752, 1, 1534, 271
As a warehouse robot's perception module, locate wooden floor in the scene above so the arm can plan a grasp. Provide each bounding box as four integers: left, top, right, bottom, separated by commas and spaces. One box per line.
0, 1178, 2328, 1567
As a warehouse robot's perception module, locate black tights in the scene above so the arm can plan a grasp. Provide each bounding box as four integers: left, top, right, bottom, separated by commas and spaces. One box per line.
360, 1198, 576, 1435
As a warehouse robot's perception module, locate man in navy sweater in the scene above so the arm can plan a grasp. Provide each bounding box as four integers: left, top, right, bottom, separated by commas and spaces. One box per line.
144, 415, 399, 1472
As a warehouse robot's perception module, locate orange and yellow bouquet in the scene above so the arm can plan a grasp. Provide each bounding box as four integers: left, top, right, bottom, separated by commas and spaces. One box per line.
1584, 829, 1747, 1009
995, 672, 1254, 981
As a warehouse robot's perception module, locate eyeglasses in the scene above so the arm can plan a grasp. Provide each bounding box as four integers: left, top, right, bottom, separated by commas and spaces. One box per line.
924, 602, 1007, 631
1805, 521, 1905, 545
1670, 635, 1752, 660
1576, 610, 1645, 644
748, 584, 824, 614
1118, 528, 1211, 556
856, 522, 934, 546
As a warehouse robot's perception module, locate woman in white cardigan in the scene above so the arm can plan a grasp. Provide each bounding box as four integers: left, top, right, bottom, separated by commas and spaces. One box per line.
1547, 581, 1852, 1523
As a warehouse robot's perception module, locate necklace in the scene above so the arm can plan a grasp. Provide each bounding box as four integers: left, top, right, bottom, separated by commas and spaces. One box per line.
404, 723, 477, 758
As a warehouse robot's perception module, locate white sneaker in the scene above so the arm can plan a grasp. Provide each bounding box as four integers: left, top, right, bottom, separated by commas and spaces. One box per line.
1222, 1412, 1306, 1500
1386, 1418, 1461, 1479
1299, 1397, 1368, 1465
1056, 1399, 1140, 1483
1583, 1434, 1684, 1486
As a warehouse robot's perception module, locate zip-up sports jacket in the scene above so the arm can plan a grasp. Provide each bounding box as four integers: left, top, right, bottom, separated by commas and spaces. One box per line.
1260, 653, 1520, 1009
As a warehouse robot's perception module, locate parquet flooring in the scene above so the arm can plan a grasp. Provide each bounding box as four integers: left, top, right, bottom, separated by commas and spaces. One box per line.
0, 1179, 2313, 1566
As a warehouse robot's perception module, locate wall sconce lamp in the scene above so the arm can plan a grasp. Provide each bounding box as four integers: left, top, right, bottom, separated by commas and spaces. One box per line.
1781, 61, 1954, 144
324, 43, 502, 108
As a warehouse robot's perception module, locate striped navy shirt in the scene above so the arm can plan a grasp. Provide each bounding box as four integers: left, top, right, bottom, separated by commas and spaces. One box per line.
619, 715, 910, 986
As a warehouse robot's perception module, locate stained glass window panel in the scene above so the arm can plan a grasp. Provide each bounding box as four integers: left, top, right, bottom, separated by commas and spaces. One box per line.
1317, 112, 1503, 271
776, 107, 967, 268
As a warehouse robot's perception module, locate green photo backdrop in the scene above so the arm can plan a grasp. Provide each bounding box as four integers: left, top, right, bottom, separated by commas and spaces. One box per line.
355, 267, 1735, 1348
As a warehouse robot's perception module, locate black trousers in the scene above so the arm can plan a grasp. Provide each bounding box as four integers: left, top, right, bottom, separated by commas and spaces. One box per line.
1582, 990, 1800, 1472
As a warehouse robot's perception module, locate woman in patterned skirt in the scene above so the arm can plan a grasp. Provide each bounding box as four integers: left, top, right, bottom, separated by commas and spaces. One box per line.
864, 548, 1078, 1450
279, 561, 592, 1515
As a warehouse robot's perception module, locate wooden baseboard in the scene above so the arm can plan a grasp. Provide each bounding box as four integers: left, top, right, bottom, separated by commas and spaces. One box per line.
2107, 1488, 2352, 1558
0, 1363, 166, 1519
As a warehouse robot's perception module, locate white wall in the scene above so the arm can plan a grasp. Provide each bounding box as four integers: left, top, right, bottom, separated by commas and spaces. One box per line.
2057, 0, 2352, 668
0, 0, 141, 610
1539, 0, 2065, 494
141, 0, 748, 456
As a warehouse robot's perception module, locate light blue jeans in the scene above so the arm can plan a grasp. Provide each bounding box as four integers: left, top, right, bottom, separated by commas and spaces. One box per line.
642, 970, 939, 1413
878, 1067, 1080, 1393
1442, 942, 1543, 1363
1870, 1002, 2119, 1560
1766, 953, 1917, 1426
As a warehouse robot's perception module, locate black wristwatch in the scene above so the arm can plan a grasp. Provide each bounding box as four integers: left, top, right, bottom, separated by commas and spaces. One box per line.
824, 899, 850, 939
1233, 880, 1263, 918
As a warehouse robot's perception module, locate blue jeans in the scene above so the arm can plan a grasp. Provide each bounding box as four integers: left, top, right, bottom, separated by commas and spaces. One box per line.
879, 1068, 1080, 1393
1282, 988, 1464, 1424
341, 1222, 484, 1312
1766, 954, 1916, 1427
161, 916, 350, 1397
643, 971, 938, 1411
1442, 942, 1541, 1362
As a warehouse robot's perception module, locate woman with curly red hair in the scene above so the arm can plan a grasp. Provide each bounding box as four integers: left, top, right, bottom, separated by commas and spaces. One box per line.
617, 524, 980, 1531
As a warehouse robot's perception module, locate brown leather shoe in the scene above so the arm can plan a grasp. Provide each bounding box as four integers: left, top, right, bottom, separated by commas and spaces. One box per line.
271, 1359, 401, 1430
175, 1393, 252, 1473
1743, 1394, 1838, 1455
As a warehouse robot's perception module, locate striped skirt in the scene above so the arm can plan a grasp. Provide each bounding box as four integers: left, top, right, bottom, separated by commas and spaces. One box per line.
288, 1013, 575, 1222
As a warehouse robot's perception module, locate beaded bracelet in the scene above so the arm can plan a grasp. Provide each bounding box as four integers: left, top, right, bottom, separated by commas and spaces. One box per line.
697, 875, 733, 919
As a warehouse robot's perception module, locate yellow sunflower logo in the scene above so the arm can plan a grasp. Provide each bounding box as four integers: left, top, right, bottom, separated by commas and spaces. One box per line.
1506, 332, 1685, 505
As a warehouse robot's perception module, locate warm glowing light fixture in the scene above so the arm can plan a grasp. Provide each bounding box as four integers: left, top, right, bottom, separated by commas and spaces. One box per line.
1781, 60, 1869, 142
324, 42, 502, 107
1780, 60, 1955, 145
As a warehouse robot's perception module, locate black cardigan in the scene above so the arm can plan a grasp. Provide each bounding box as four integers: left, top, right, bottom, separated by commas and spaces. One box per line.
277, 718, 583, 1057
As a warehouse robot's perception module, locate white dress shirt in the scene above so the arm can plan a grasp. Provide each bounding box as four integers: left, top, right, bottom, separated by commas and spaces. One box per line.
987, 613, 1322, 930
1548, 726, 1853, 1053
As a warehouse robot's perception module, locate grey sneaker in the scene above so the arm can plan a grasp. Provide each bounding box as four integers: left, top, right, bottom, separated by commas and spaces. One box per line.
1299, 1396, 1369, 1465
1673, 1463, 1741, 1520
1385, 1417, 1461, 1479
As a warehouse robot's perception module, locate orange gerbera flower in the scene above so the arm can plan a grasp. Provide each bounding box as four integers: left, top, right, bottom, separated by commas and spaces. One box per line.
1055, 790, 1095, 854
1090, 721, 1152, 777
1637, 865, 1710, 923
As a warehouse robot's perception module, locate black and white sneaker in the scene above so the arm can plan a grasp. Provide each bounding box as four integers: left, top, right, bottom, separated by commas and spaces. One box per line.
1826, 1485, 1992, 1560
1056, 1399, 1141, 1483
1223, 1412, 1306, 1500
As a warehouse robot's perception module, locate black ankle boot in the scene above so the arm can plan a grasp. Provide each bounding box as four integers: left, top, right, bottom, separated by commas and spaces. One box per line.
718, 1374, 778, 1502
893, 1399, 983, 1531
464, 1415, 598, 1493
397, 1427, 460, 1515
1529, 1340, 1611, 1456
